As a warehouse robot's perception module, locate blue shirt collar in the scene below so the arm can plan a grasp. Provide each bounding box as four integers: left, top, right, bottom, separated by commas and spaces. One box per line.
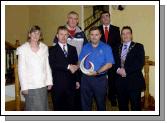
90, 41, 103, 49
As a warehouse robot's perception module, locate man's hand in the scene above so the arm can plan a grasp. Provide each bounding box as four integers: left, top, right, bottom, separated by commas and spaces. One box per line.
120, 68, 126, 77
22, 90, 28, 95
76, 82, 80, 89
117, 68, 126, 77
87, 71, 97, 76
69, 64, 79, 74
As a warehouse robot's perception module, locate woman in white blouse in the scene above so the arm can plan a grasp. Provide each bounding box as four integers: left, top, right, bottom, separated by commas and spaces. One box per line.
16, 25, 53, 111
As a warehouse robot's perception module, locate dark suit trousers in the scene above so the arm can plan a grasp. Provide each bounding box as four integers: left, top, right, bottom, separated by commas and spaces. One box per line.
116, 79, 142, 111
107, 67, 117, 105
81, 74, 107, 111
74, 88, 82, 111
51, 86, 75, 111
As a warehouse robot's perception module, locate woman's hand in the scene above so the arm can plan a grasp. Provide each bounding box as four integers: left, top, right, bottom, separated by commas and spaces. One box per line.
22, 90, 28, 95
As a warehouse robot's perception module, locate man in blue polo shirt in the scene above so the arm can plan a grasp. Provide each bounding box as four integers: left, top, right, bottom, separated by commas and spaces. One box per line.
79, 26, 115, 111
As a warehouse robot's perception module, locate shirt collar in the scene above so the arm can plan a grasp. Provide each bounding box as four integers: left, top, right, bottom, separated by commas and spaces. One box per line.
123, 41, 131, 49
90, 41, 102, 49
58, 42, 68, 51
103, 25, 110, 30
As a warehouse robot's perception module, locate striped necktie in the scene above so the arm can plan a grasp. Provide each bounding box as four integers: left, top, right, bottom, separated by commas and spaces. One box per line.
121, 44, 128, 67
63, 45, 68, 58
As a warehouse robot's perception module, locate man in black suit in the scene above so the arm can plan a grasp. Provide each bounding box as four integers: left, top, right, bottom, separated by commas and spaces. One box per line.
49, 26, 80, 111
98, 11, 121, 106
115, 26, 146, 111
53, 11, 87, 111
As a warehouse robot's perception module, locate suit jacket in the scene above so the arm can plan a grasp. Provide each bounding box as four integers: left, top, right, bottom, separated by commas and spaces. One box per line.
115, 41, 146, 91
98, 24, 121, 53
98, 24, 121, 75
49, 43, 78, 92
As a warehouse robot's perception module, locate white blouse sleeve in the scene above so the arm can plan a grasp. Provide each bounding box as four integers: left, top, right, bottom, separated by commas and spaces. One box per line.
16, 47, 29, 91
45, 47, 53, 86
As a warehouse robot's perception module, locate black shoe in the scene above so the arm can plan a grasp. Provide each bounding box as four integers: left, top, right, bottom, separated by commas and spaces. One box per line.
110, 100, 117, 106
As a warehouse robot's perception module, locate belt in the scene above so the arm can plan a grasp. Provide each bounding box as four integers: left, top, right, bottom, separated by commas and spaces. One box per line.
83, 73, 107, 78
95, 74, 107, 78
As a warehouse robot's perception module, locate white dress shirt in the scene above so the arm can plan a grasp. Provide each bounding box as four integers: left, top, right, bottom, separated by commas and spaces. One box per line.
16, 42, 53, 91
103, 24, 110, 32
58, 42, 71, 69
58, 42, 68, 53
122, 41, 131, 52
117, 41, 132, 74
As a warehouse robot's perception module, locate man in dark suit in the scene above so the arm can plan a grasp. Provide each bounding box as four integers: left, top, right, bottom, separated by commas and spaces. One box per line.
49, 26, 80, 111
53, 11, 87, 111
115, 26, 146, 111
98, 11, 121, 106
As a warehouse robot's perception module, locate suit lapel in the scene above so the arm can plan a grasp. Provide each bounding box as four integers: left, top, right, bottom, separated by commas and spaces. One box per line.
124, 41, 136, 63
67, 44, 71, 59
100, 25, 105, 42
108, 24, 112, 43
103, 24, 112, 43
119, 43, 123, 58
119, 41, 136, 65
57, 43, 68, 59
126, 41, 135, 55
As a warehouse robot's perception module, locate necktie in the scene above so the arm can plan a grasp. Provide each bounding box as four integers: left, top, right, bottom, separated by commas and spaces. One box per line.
104, 26, 109, 43
63, 45, 68, 58
121, 44, 128, 67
